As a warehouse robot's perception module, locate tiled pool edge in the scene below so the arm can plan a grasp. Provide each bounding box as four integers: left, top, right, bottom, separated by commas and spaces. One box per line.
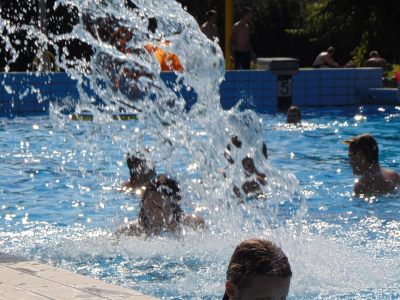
1, 68, 399, 115
0, 252, 159, 300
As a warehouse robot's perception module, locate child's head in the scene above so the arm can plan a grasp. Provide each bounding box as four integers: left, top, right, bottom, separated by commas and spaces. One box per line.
223, 238, 292, 300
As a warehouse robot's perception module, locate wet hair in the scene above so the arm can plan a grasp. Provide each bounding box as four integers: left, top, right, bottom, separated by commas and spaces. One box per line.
138, 174, 183, 231
145, 174, 181, 201
126, 151, 156, 182
287, 106, 301, 118
327, 46, 335, 54
206, 10, 217, 20
241, 7, 252, 17
343, 133, 379, 164
222, 239, 292, 300
127, 152, 145, 174
370, 51, 379, 58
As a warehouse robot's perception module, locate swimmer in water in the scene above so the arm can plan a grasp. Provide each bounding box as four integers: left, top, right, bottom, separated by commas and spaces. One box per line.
286, 106, 301, 124
122, 151, 157, 190
223, 238, 292, 300
117, 174, 206, 236
343, 133, 400, 194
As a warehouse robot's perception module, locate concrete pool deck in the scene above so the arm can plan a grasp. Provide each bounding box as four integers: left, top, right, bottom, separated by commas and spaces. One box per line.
0, 252, 159, 300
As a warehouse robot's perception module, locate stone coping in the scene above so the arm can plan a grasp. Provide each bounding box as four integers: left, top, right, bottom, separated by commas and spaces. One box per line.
0, 252, 159, 300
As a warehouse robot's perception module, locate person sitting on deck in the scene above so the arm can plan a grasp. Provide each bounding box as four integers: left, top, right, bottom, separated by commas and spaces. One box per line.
117, 174, 206, 236
286, 106, 301, 124
343, 133, 400, 194
312, 47, 340, 68
364, 51, 388, 77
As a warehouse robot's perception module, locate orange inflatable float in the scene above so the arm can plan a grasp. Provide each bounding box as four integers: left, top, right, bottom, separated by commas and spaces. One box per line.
144, 42, 183, 72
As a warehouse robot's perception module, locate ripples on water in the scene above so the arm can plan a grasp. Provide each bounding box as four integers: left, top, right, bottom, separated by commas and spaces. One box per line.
1, 106, 400, 299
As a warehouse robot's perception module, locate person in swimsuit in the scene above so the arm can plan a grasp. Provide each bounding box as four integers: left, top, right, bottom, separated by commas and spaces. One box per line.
122, 151, 157, 190
117, 174, 207, 236
229, 7, 256, 70
200, 10, 221, 46
343, 133, 400, 194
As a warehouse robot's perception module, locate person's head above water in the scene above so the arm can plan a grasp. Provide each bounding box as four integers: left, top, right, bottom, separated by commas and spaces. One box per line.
223, 238, 292, 300
343, 133, 378, 175
286, 106, 301, 124
138, 174, 183, 235
126, 151, 157, 187
342, 133, 400, 194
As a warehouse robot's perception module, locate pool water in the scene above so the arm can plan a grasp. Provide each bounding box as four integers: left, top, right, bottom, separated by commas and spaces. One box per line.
1, 105, 400, 299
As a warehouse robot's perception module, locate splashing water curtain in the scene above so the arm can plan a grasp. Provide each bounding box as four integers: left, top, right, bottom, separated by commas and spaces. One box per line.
2, 1, 400, 299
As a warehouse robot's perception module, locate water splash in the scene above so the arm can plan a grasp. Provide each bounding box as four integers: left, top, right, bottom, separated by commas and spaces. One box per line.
0, 0, 308, 298
25, 0, 304, 230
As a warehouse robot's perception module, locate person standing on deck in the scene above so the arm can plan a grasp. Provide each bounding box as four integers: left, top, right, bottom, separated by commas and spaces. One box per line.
364, 51, 388, 77
201, 10, 221, 47
229, 7, 256, 70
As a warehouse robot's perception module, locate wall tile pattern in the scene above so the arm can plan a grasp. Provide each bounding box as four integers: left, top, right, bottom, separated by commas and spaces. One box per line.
0, 68, 393, 114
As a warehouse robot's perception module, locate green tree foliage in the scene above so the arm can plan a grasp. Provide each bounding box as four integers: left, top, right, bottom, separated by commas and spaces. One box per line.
290, 0, 400, 66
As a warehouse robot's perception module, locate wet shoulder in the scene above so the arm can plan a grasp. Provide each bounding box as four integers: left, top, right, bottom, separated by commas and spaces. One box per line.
383, 168, 400, 184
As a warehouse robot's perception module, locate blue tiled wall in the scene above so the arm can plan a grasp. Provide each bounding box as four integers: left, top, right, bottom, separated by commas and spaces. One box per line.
290, 69, 383, 107
0, 73, 80, 114
0, 68, 386, 114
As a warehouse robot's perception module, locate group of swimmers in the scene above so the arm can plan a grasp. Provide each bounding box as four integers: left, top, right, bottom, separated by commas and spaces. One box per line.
115, 105, 400, 299
118, 105, 400, 237
117, 132, 269, 236
286, 106, 400, 194
222, 132, 400, 300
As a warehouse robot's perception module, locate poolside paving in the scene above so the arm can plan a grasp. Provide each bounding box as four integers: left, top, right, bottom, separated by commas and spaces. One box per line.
0, 252, 159, 300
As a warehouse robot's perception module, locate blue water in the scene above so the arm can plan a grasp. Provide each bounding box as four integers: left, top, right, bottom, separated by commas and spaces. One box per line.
1, 105, 400, 299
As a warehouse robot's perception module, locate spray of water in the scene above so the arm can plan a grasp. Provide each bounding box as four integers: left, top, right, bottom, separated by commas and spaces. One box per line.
7, 1, 399, 299
4, 0, 303, 231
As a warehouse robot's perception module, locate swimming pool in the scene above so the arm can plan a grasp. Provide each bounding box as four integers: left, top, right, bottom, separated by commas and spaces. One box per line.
1, 105, 400, 299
